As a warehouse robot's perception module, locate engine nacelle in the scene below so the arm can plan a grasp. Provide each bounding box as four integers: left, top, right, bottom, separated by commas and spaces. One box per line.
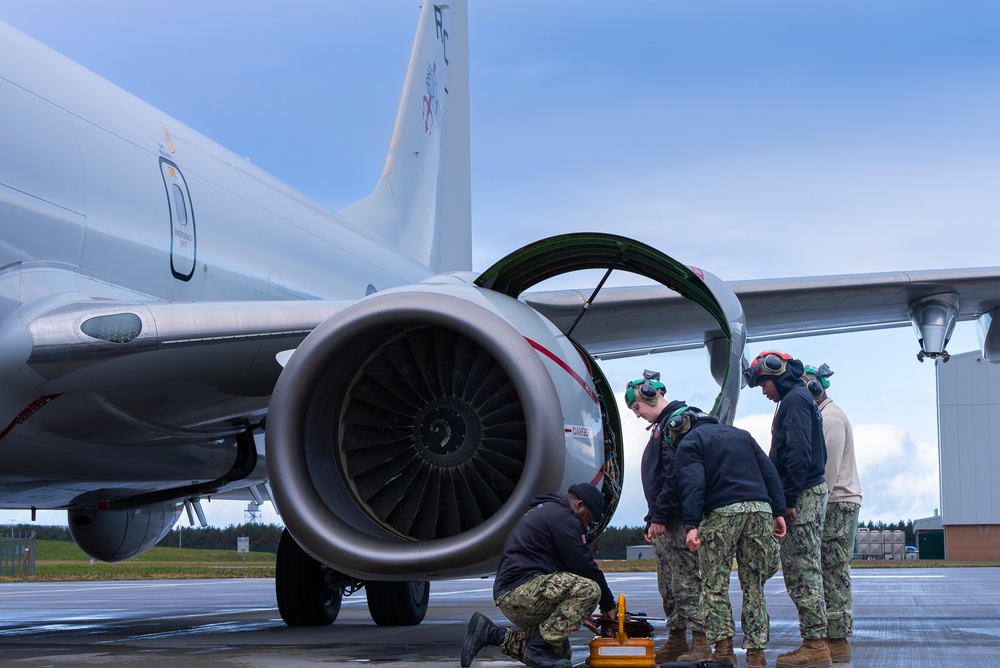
267, 279, 612, 580
68, 502, 183, 562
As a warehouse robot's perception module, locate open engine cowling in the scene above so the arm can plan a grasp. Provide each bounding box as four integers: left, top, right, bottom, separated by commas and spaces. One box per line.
266, 277, 612, 580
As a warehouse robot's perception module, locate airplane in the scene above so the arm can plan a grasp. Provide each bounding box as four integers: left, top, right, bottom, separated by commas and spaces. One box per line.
2, 0, 1000, 629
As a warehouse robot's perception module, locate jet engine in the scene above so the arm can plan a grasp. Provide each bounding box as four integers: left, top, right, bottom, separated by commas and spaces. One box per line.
68, 502, 182, 562
266, 233, 741, 627
266, 276, 620, 581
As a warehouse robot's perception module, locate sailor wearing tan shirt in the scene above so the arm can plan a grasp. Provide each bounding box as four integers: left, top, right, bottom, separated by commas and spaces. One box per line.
804, 364, 861, 665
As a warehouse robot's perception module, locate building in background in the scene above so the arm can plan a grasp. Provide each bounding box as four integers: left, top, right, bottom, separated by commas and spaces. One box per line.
928, 352, 1000, 560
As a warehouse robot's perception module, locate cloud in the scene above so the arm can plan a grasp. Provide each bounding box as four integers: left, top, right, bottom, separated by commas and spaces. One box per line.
731, 415, 942, 523
734, 413, 774, 452
852, 423, 940, 522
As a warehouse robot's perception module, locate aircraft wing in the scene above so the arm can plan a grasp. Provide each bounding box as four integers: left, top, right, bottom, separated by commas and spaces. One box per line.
20, 298, 352, 447
524, 267, 1000, 360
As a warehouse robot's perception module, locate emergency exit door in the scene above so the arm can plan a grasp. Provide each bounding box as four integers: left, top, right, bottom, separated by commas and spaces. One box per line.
160, 157, 197, 281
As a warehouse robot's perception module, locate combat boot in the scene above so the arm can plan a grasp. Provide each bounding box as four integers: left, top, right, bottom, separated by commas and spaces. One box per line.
653, 628, 689, 663
746, 648, 767, 667
775, 638, 832, 668
826, 637, 851, 663
522, 630, 572, 668
676, 630, 712, 661
461, 612, 506, 667
708, 636, 737, 667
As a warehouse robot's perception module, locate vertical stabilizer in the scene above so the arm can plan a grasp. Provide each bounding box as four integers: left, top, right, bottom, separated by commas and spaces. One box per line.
341, 1, 471, 274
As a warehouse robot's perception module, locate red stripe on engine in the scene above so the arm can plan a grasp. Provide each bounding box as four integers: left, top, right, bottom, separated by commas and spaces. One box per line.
525, 338, 598, 404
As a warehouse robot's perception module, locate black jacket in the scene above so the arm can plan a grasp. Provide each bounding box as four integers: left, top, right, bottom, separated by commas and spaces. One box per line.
676, 417, 786, 528
768, 368, 827, 509
640, 400, 687, 529
493, 494, 616, 612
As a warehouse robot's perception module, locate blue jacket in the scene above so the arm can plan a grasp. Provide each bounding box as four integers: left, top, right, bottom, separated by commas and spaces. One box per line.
676, 418, 786, 528
493, 493, 616, 612
768, 368, 827, 509
640, 400, 687, 529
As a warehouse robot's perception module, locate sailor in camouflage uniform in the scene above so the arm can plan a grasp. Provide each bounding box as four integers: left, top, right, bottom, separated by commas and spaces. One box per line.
625, 371, 711, 663
746, 351, 832, 668
673, 403, 787, 668
460, 483, 617, 668
804, 364, 862, 664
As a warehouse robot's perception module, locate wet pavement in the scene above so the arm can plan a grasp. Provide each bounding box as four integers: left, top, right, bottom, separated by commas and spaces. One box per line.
0, 568, 998, 666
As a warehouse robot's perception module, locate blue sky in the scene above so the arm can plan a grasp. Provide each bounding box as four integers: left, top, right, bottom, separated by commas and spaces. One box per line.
1, 1, 998, 531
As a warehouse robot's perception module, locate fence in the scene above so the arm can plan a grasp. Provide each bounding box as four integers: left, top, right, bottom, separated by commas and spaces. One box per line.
0, 532, 36, 576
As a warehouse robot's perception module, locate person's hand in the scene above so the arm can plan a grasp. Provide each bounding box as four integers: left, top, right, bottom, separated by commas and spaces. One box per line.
685, 528, 700, 552
601, 607, 618, 622
785, 507, 797, 524
646, 522, 666, 540
773, 515, 787, 539
583, 616, 600, 634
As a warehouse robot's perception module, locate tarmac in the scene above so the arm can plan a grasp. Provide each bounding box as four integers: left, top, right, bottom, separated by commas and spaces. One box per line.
0, 567, 998, 666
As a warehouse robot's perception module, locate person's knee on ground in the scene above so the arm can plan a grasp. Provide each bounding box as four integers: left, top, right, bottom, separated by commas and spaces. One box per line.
522, 630, 572, 668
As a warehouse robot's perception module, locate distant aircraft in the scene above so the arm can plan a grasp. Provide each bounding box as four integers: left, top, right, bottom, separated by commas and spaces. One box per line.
2, 1, 999, 628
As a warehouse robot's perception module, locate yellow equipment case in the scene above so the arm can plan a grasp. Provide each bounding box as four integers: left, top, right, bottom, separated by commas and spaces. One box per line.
587, 593, 655, 667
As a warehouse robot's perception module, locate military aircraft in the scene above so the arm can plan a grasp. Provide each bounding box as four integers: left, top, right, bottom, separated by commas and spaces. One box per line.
2, 1, 999, 628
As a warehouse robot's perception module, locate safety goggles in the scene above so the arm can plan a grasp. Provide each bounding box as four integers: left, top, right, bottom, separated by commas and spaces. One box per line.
743, 350, 793, 388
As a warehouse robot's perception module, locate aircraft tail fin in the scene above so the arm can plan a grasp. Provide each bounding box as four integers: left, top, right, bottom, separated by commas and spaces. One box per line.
341, 1, 471, 274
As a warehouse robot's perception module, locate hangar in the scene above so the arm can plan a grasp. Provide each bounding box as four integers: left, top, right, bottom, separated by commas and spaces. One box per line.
926, 351, 1000, 559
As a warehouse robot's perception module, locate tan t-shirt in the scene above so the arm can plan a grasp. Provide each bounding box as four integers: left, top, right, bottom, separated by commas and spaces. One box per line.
819, 397, 862, 505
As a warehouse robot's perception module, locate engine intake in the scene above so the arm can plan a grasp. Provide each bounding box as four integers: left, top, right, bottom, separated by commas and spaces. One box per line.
338, 323, 527, 541
267, 282, 600, 579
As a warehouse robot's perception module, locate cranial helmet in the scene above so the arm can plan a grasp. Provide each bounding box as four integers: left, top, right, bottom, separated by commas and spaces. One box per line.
743, 350, 796, 388
625, 369, 665, 408
803, 363, 834, 397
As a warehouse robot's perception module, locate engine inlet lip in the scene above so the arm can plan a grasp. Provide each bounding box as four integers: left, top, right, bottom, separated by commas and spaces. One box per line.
267, 287, 566, 579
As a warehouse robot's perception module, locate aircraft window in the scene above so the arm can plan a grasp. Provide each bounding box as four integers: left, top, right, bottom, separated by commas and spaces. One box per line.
81, 313, 143, 343
172, 184, 188, 226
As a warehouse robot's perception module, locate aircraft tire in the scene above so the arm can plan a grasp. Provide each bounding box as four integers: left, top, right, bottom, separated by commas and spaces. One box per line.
275, 528, 342, 626
365, 580, 430, 626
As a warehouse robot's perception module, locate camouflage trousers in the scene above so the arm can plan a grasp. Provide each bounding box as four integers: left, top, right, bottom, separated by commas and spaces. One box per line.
495, 572, 600, 661
697, 503, 779, 649
823, 501, 860, 639
780, 483, 829, 639
654, 520, 705, 633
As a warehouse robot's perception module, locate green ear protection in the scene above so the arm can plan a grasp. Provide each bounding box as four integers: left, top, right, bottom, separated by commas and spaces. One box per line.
625, 369, 665, 408
804, 363, 834, 397
663, 405, 694, 450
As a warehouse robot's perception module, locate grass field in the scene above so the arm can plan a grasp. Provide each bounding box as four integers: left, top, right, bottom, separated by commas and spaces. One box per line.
3, 540, 995, 583
0, 539, 276, 582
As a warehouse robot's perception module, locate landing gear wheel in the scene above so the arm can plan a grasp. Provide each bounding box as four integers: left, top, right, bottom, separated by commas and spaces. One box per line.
365, 580, 430, 626
276, 528, 342, 626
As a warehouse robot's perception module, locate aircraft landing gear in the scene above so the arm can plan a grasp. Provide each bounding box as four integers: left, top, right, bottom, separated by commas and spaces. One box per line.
275, 528, 342, 626
275, 528, 430, 627
366, 580, 430, 626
